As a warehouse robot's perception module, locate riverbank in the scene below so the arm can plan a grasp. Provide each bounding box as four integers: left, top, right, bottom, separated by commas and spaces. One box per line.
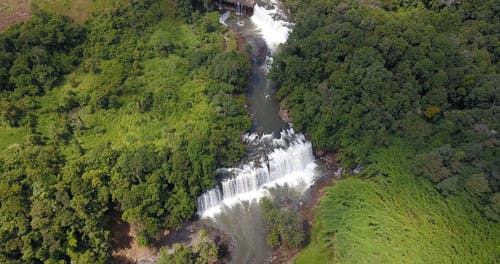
111, 217, 233, 264
269, 150, 341, 264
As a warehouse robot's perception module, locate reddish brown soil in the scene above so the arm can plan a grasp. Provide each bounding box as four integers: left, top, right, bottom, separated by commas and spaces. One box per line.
235, 31, 247, 52
109, 209, 230, 264
109, 211, 158, 264
0, 0, 31, 32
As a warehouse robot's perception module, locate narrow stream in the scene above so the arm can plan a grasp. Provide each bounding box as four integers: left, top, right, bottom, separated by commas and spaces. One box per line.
197, 1, 323, 263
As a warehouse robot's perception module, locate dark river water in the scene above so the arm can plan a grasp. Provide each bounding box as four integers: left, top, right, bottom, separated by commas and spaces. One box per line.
196, 2, 323, 263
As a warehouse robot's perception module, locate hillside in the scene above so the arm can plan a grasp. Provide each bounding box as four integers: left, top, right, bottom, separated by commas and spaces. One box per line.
295, 145, 499, 263
0, 0, 130, 32
271, 0, 499, 262
0, 1, 250, 263
0, 0, 31, 32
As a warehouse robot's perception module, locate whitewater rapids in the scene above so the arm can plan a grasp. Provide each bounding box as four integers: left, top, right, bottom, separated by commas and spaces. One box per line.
197, 129, 318, 218
250, 0, 293, 53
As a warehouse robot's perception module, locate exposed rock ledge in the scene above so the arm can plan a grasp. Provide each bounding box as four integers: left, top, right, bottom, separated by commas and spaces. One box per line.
279, 99, 292, 123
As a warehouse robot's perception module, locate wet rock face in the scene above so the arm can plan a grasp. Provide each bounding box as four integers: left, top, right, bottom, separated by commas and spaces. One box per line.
215, 0, 256, 16
279, 99, 292, 123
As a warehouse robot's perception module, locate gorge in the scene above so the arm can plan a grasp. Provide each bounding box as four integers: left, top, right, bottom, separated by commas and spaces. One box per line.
196, 1, 322, 262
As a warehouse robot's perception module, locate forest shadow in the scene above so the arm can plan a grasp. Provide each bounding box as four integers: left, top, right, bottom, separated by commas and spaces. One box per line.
109, 209, 133, 251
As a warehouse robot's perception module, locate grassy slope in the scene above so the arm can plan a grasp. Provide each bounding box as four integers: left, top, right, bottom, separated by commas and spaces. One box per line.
0, 126, 26, 149
0, 6, 243, 153
32, 0, 129, 23
0, 0, 129, 31
295, 145, 499, 264
294, 216, 331, 264
0, 0, 129, 147
0, 0, 31, 31
0, 2, 248, 261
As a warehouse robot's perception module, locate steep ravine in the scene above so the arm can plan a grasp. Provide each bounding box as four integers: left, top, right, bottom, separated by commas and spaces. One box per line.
195, 1, 330, 263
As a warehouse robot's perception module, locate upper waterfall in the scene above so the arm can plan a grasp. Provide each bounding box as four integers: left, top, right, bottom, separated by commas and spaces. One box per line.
198, 2, 318, 262
196, 0, 317, 221
250, 0, 294, 54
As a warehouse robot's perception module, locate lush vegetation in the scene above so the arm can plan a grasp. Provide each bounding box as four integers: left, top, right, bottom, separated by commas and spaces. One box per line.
271, 0, 499, 262
32, 0, 129, 24
272, 0, 499, 217
260, 197, 307, 249
0, 0, 250, 263
157, 230, 219, 264
0, 10, 84, 99
295, 145, 499, 263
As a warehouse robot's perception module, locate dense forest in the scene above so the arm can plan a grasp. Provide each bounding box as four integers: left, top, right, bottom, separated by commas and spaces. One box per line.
0, 0, 250, 263
1, 0, 499, 263
271, 0, 499, 262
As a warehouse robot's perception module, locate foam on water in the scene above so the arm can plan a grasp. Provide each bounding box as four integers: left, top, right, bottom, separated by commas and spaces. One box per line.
197, 129, 318, 218
198, 0, 314, 220
219, 11, 230, 25
250, 0, 293, 54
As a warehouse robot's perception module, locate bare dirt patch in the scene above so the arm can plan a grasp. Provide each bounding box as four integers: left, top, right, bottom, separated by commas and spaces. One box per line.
111, 225, 159, 264
110, 211, 226, 263
110, 211, 158, 264
0, 0, 32, 32
235, 31, 247, 52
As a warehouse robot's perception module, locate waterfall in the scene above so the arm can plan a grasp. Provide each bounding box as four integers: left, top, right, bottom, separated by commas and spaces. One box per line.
200, 1, 315, 220
197, 129, 318, 218
235, 2, 242, 15
204, 1, 320, 262
250, 0, 294, 54
219, 11, 230, 25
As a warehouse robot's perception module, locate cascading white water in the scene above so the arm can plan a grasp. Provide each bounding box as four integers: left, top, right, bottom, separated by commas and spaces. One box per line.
197, 129, 318, 218
196, 1, 316, 220
250, 0, 294, 54
194, 2, 320, 262
219, 11, 230, 25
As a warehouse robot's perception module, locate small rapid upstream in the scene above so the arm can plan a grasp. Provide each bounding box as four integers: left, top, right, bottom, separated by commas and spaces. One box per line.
197, 1, 321, 263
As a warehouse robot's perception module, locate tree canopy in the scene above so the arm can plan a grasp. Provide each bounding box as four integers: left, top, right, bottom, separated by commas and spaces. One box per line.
0, 0, 250, 262
272, 0, 499, 219
274, 0, 499, 262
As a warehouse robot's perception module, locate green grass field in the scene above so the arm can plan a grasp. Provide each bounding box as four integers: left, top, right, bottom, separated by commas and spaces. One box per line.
295, 144, 499, 264
33, 0, 129, 23
294, 216, 332, 264
8, 5, 241, 151
0, 126, 26, 150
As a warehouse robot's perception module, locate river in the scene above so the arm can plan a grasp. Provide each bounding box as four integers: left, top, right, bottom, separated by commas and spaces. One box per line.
196, 1, 323, 263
